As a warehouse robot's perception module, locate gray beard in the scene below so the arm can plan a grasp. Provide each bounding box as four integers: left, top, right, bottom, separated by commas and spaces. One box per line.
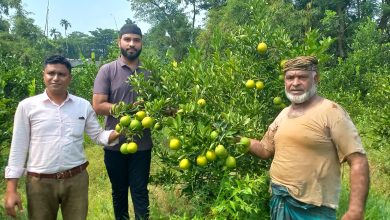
285, 83, 317, 104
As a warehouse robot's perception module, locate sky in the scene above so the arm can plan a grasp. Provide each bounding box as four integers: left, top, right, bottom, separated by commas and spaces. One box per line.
21, 0, 151, 36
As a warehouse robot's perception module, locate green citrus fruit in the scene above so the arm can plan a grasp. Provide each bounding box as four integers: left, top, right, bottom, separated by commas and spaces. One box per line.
225, 156, 237, 168
239, 137, 251, 153
210, 131, 219, 140
196, 155, 208, 167
179, 158, 191, 170
127, 142, 138, 153
240, 137, 251, 147
115, 124, 122, 133
169, 138, 181, 150
120, 143, 128, 154
245, 80, 255, 89
205, 150, 217, 162
273, 97, 282, 105
141, 116, 154, 129
119, 115, 131, 127
129, 119, 142, 130
215, 144, 228, 158
135, 111, 146, 121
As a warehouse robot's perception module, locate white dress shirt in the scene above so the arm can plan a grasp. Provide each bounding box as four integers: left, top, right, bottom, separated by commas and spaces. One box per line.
5, 91, 118, 178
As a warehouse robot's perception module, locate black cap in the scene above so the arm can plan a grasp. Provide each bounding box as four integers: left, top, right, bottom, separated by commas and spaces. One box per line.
119, 24, 142, 37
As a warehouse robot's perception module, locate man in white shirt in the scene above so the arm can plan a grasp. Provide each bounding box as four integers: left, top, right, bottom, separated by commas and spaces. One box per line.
3, 55, 120, 220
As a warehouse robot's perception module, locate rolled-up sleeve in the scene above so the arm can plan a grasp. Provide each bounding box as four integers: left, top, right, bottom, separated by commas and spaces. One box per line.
85, 103, 118, 146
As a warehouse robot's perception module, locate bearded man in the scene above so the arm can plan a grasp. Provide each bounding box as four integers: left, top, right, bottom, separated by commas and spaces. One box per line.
92, 24, 152, 220
248, 56, 370, 220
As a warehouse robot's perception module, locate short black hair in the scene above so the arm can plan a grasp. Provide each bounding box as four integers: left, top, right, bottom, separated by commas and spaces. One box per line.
119, 24, 142, 38
44, 55, 72, 74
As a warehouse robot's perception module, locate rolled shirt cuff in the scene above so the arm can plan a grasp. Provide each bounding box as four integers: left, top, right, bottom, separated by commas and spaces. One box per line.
5, 166, 25, 179
100, 130, 119, 147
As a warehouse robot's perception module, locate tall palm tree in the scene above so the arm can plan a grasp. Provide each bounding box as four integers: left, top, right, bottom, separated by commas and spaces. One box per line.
60, 19, 71, 54
49, 28, 61, 40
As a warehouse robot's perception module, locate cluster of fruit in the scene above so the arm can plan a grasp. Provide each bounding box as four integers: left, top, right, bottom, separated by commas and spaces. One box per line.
116, 110, 155, 154
245, 79, 264, 90
169, 133, 251, 171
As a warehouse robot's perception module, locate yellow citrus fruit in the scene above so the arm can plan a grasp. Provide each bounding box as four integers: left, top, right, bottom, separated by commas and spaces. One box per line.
273, 97, 283, 105
197, 98, 206, 107
256, 42, 267, 54
115, 124, 122, 133
179, 158, 191, 170
141, 116, 154, 129
210, 131, 218, 140
120, 143, 128, 154
196, 156, 208, 167
169, 138, 181, 150
255, 81, 264, 90
135, 111, 146, 121
127, 142, 138, 153
280, 59, 287, 68
119, 115, 131, 127
245, 80, 255, 89
205, 150, 217, 162
129, 119, 142, 130
278, 74, 285, 81
215, 144, 228, 158
225, 156, 237, 168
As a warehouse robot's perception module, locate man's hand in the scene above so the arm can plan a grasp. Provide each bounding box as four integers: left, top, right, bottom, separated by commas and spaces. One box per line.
133, 99, 144, 106
4, 190, 23, 217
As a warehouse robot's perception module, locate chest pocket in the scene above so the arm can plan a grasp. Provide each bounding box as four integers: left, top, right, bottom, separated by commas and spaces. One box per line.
63, 117, 85, 138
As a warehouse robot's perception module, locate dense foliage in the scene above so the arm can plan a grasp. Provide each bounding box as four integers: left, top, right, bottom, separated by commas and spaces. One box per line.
0, 0, 389, 218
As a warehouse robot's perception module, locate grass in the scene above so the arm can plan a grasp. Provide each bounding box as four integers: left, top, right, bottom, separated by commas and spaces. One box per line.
0, 144, 193, 220
1, 143, 390, 219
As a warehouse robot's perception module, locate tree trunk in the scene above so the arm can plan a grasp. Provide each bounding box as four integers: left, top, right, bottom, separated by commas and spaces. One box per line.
356, 0, 361, 19
336, 2, 346, 59
378, 1, 390, 29
191, 0, 196, 43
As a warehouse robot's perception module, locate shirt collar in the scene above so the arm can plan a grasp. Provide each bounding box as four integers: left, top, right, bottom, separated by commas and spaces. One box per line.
118, 56, 142, 71
41, 89, 74, 104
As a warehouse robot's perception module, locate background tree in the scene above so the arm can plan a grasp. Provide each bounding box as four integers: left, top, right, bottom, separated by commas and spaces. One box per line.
60, 19, 71, 55
129, 0, 194, 60
49, 28, 61, 40
89, 28, 118, 59
125, 18, 135, 24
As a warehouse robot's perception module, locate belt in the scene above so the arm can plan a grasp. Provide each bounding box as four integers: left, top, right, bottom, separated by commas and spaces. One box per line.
27, 161, 89, 179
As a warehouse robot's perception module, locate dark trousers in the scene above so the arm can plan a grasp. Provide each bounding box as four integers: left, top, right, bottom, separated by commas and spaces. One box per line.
104, 149, 151, 220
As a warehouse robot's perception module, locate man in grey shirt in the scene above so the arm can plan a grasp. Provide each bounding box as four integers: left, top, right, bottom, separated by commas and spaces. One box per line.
93, 24, 152, 220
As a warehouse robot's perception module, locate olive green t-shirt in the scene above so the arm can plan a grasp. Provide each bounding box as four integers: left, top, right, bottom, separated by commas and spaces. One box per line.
262, 99, 365, 208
